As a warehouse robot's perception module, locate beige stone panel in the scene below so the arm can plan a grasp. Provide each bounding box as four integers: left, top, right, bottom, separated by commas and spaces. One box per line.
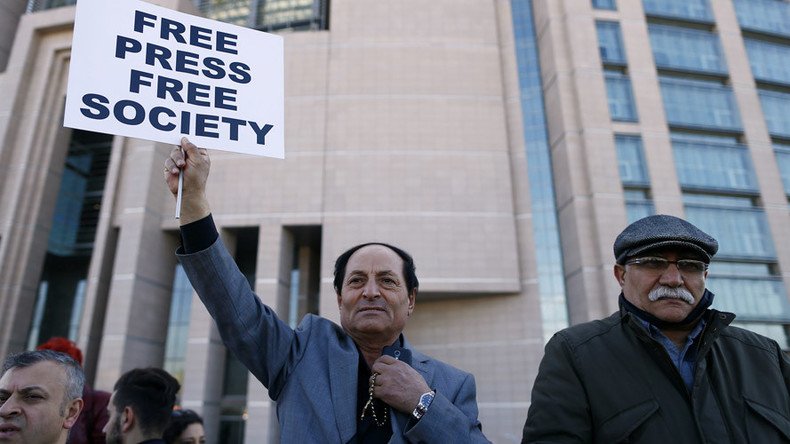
283, 32, 329, 97
328, 0, 498, 46
320, 214, 520, 294
557, 199, 612, 323
581, 130, 622, 194
201, 150, 324, 216
542, 72, 585, 147
712, 0, 756, 90
323, 151, 513, 213
324, 95, 508, 152
0, 23, 74, 355
561, 6, 600, 71
282, 97, 328, 153
550, 132, 590, 210
532, 0, 567, 77
327, 44, 503, 97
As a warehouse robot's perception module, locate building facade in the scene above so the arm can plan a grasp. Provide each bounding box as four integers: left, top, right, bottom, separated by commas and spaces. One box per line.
0, 0, 788, 442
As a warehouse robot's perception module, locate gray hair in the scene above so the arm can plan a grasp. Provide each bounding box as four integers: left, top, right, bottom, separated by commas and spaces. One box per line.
2, 350, 85, 403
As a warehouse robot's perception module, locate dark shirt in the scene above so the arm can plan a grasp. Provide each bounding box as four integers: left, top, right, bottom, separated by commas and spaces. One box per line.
355, 349, 394, 443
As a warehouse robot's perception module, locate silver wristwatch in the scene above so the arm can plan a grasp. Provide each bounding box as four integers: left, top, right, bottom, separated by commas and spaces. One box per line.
412, 390, 435, 420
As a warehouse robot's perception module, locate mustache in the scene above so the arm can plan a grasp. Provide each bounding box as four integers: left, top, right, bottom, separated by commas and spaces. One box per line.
648, 286, 694, 304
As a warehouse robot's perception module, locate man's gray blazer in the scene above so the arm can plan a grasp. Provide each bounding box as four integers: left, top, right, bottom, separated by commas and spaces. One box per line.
178, 238, 490, 443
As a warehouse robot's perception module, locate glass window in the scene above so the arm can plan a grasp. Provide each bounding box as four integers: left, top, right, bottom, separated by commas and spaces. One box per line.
194, 0, 329, 31
672, 137, 757, 192
648, 24, 726, 74
623, 190, 655, 224
731, 322, 789, 350
660, 77, 742, 130
597, 21, 627, 65
774, 143, 790, 195
708, 261, 790, 324
512, 0, 570, 342
684, 196, 776, 259
164, 264, 194, 385
642, 0, 713, 22
616, 135, 650, 185
733, 0, 790, 37
193, 0, 251, 26
709, 277, 790, 322
744, 38, 790, 85
606, 71, 638, 121
26, 0, 76, 12
759, 89, 790, 138
592, 0, 616, 10
257, 0, 328, 31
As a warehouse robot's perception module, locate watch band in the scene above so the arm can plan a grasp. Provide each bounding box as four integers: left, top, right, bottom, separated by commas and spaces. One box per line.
412, 390, 435, 420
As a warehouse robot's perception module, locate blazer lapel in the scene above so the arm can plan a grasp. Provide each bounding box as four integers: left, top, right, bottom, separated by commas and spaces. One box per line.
328, 338, 360, 444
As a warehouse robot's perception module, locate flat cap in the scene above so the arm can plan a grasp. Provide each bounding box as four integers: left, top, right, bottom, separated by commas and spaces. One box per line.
614, 214, 718, 264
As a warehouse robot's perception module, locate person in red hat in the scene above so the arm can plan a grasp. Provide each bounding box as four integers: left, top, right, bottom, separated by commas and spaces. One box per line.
37, 337, 110, 444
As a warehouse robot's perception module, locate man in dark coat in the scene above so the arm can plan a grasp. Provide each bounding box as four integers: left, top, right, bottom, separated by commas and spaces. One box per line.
523, 214, 790, 443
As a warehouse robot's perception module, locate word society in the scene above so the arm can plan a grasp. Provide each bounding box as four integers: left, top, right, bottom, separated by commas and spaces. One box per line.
79, 10, 274, 145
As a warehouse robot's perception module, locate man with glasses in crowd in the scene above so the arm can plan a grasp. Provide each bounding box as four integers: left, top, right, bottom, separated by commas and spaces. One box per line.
523, 214, 790, 443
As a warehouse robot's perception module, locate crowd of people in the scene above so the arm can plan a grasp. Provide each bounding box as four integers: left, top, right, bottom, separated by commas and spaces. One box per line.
0, 138, 787, 443
0, 338, 204, 444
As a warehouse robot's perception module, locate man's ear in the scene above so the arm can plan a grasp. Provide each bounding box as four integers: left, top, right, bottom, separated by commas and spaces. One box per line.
122, 406, 135, 432
407, 289, 416, 315
613, 264, 626, 287
63, 398, 84, 429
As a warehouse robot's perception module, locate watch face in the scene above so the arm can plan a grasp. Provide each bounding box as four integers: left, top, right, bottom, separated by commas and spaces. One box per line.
419, 392, 434, 406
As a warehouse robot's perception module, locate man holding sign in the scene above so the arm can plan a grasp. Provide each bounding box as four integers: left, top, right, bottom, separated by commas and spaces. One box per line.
164, 139, 490, 443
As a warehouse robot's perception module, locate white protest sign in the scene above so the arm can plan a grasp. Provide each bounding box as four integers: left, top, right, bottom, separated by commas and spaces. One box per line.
64, 0, 284, 158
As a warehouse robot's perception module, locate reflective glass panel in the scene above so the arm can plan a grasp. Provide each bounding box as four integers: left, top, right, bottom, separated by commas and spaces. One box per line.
592, 0, 616, 10
672, 138, 757, 192
685, 200, 776, 259
597, 21, 626, 65
733, 0, 790, 37
642, 0, 713, 22
774, 143, 790, 195
708, 275, 790, 323
164, 264, 194, 384
649, 24, 725, 74
744, 38, 790, 85
660, 77, 742, 130
606, 71, 638, 121
759, 90, 790, 138
512, 0, 569, 341
623, 190, 655, 224
616, 135, 649, 185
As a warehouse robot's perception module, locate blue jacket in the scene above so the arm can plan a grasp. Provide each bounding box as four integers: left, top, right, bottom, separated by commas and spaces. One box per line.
178, 238, 490, 443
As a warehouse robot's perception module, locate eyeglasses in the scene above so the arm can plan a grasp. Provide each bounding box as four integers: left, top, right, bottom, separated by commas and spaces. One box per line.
625, 257, 708, 274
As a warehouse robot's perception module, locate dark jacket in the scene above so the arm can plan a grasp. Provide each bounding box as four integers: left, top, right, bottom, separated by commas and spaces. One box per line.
523, 309, 790, 443
68, 385, 110, 444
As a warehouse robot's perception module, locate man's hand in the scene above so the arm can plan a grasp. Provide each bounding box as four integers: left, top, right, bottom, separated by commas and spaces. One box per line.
371, 355, 431, 415
164, 137, 211, 225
